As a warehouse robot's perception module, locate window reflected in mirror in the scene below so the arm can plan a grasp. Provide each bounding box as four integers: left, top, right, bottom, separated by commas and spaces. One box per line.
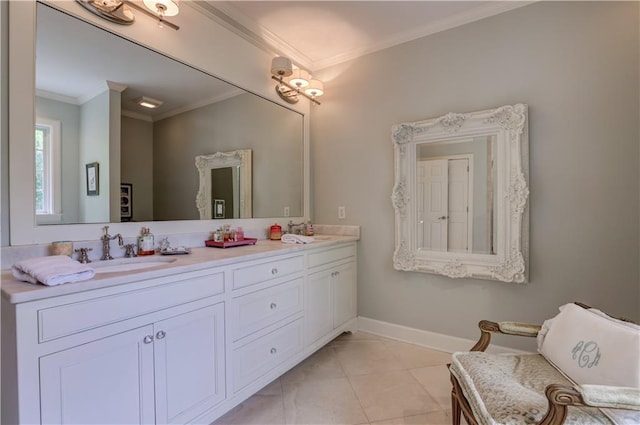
415, 136, 497, 255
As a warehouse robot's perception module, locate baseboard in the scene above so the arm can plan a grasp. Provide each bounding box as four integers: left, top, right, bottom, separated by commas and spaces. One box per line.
357, 316, 531, 354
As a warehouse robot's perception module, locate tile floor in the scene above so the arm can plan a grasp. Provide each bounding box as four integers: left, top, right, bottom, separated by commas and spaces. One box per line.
213, 331, 469, 425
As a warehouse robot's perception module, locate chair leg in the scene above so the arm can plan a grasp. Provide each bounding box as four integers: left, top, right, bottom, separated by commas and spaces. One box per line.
451, 390, 462, 425
448, 366, 462, 425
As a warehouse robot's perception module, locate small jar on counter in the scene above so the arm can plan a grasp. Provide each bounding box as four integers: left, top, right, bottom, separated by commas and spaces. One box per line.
269, 224, 282, 240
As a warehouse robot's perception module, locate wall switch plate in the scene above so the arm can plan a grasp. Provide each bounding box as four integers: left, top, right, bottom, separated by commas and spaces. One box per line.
338, 206, 346, 219
284, 206, 290, 217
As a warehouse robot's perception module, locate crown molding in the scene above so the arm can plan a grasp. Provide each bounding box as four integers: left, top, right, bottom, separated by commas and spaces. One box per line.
188, 1, 534, 72
36, 89, 79, 105
312, 1, 536, 70
153, 87, 245, 122
187, 1, 313, 70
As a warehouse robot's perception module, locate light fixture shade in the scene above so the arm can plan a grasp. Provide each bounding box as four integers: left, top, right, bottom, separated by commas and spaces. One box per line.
271, 57, 293, 77
287, 69, 311, 88
143, 0, 179, 17
137, 96, 163, 109
304, 80, 324, 97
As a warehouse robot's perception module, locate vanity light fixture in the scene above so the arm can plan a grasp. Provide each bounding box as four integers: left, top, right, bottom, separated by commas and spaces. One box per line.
143, 0, 179, 19
136, 96, 163, 109
76, 0, 180, 31
270, 57, 323, 106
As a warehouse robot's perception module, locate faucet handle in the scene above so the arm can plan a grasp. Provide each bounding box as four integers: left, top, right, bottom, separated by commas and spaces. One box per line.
75, 247, 93, 263
122, 244, 137, 258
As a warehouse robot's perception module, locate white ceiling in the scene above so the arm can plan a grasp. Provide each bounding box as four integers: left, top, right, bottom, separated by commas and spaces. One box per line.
202, 1, 532, 71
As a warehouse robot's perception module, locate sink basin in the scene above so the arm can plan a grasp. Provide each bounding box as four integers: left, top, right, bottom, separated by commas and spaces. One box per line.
90, 256, 177, 274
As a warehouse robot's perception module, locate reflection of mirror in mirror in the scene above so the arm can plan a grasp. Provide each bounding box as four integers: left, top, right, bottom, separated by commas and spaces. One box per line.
416, 136, 497, 255
211, 167, 239, 219
196, 150, 252, 220
34, 2, 303, 226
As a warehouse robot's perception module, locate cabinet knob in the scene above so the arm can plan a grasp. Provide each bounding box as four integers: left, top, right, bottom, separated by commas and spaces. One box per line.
270, 302, 277, 310
271, 268, 278, 275
143, 335, 154, 344
270, 347, 277, 355
156, 330, 166, 340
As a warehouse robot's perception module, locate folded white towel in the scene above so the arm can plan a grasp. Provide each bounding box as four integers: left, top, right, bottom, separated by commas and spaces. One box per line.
281, 234, 315, 244
12, 255, 95, 286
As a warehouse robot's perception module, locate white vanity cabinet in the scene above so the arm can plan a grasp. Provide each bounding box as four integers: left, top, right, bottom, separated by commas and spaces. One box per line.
3, 268, 227, 425
305, 244, 357, 348
40, 324, 157, 424
2, 237, 359, 425
39, 303, 226, 424
228, 254, 306, 394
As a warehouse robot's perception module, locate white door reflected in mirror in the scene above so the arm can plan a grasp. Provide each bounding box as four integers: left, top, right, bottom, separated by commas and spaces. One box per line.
416, 136, 496, 255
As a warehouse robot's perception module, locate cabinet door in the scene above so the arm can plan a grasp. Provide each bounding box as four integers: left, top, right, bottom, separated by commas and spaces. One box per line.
333, 261, 357, 328
40, 325, 156, 425
305, 268, 333, 345
153, 303, 226, 425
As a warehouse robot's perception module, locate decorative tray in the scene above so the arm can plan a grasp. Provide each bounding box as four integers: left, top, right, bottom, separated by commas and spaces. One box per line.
205, 238, 258, 248
160, 248, 191, 255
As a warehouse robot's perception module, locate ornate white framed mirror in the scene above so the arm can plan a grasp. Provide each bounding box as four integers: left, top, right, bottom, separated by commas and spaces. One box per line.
391, 104, 529, 283
195, 150, 252, 220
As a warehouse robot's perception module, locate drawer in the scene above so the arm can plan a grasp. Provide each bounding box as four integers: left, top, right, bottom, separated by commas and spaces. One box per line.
232, 255, 304, 290
230, 277, 303, 341
232, 318, 303, 392
308, 244, 356, 269
38, 270, 224, 342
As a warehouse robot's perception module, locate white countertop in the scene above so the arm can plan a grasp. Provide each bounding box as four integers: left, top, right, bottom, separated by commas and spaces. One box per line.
1, 235, 358, 304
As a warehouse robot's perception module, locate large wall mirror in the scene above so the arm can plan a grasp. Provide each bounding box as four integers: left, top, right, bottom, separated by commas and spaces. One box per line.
31, 2, 303, 226
391, 104, 529, 283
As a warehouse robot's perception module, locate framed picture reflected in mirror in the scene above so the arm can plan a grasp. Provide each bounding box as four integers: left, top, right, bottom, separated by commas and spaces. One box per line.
121, 183, 132, 221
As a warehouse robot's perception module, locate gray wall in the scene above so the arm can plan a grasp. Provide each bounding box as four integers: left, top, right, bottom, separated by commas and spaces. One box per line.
153, 93, 304, 220
312, 2, 639, 349
121, 116, 154, 222
79, 91, 110, 223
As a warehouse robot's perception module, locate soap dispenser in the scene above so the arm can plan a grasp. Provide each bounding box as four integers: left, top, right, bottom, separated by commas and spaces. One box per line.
138, 227, 155, 256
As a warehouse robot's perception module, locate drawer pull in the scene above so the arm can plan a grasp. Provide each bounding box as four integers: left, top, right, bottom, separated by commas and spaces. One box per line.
270, 302, 277, 310
270, 347, 277, 355
143, 335, 154, 344
271, 268, 278, 275
156, 330, 166, 340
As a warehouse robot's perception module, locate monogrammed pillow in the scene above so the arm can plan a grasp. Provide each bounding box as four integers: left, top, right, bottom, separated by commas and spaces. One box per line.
538, 303, 640, 388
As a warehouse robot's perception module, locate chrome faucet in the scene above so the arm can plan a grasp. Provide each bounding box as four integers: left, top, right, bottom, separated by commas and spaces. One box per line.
101, 225, 123, 260
287, 220, 307, 235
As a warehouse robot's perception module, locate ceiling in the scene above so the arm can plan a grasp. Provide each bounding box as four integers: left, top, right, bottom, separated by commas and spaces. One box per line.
201, 1, 532, 71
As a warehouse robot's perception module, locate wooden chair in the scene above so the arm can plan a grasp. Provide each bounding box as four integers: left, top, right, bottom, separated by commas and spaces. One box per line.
448, 302, 639, 425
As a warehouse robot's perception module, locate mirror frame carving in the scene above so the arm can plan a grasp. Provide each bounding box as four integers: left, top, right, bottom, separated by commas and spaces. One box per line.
196, 150, 252, 219
391, 104, 529, 283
